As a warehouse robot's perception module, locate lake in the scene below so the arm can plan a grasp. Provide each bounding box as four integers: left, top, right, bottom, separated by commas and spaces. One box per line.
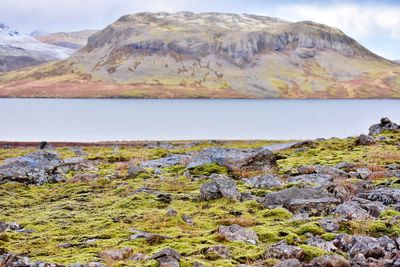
0, 99, 399, 141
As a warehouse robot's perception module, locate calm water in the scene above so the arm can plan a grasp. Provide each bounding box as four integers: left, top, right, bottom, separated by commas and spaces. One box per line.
0, 99, 399, 141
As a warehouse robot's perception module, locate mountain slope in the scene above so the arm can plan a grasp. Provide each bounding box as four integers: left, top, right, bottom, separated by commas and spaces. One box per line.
34, 30, 98, 50
0, 23, 75, 72
0, 12, 399, 98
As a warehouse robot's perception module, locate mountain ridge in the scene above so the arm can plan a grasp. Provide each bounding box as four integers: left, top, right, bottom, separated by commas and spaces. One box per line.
0, 23, 75, 72
0, 12, 399, 98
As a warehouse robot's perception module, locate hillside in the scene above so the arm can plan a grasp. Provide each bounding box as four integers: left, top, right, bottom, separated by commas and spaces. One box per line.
34, 30, 98, 50
0, 12, 399, 98
0, 23, 75, 72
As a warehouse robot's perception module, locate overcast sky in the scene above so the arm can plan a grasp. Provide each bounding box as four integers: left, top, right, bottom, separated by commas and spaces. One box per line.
1, 0, 399, 59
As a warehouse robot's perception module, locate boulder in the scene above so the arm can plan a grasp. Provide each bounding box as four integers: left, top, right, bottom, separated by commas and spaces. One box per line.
218, 224, 259, 244
205, 245, 230, 260
333, 201, 372, 220
319, 218, 340, 232
297, 165, 347, 178
200, 175, 240, 201
187, 147, 277, 171
355, 134, 376, 146
100, 248, 132, 261
356, 168, 372, 180
263, 140, 315, 152
266, 241, 304, 260
151, 248, 181, 267
200, 181, 222, 200
260, 186, 340, 215
0, 253, 65, 267
128, 166, 147, 178
0, 150, 66, 185
307, 237, 337, 252
273, 259, 302, 267
243, 174, 282, 188
369, 118, 400, 135
334, 235, 397, 259
129, 229, 170, 243
309, 255, 350, 267
141, 154, 190, 169
287, 174, 333, 186
358, 188, 400, 205
0, 222, 20, 232
348, 236, 385, 259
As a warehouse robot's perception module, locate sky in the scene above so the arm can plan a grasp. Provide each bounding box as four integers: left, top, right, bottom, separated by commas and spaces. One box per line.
1, 0, 400, 60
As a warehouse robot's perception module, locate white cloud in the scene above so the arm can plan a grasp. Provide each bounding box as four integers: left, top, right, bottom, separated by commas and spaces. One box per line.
265, 3, 400, 39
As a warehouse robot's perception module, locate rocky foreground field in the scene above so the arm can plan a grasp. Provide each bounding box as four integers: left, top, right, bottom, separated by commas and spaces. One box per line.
1, 118, 400, 267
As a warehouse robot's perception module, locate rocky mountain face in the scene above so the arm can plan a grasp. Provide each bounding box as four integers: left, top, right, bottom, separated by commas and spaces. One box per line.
0, 12, 399, 98
34, 30, 98, 50
0, 23, 75, 72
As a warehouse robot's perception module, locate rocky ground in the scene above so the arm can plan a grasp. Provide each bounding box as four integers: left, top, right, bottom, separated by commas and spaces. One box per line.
0, 118, 400, 267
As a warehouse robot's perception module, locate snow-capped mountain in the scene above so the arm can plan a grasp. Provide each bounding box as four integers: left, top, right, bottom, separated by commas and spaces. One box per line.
0, 23, 75, 72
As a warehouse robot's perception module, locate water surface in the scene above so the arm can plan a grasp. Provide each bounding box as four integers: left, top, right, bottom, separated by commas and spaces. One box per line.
0, 99, 399, 141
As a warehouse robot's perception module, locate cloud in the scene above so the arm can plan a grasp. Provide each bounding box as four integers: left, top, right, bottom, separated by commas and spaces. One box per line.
265, 3, 400, 39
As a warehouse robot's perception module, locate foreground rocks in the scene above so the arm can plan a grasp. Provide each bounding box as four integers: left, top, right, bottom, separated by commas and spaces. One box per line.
369, 117, 400, 135
260, 186, 341, 215
1, 119, 400, 267
0, 151, 66, 185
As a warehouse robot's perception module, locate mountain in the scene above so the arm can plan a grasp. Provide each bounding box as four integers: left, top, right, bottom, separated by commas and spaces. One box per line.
395, 60, 400, 64
0, 23, 75, 72
34, 30, 98, 50
0, 12, 399, 98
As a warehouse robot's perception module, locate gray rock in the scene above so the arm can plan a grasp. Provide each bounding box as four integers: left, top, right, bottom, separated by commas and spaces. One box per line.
273, 259, 302, 267
130, 253, 148, 261
38, 141, 56, 151
167, 208, 177, 217
129, 229, 170, 243
319, 218, 340, 232
0, 253, 65, 267
0, 222, 20, 232
333, 201, 372, 220
128, 166, 147, 178
263, 141, 315, 152
260, 186, 340, 215
200, 175, 240, 201
187, 147, 276, 171
348, 236, 385, 259
266, 241, 304, 260
309, 255, 350, 267
287, 173, 333, 186
243, 174, 282, 188
297, 165, 347, 177
141, 154, 190, 169
205, 245, 230, 259
181, 214, 194, 226
356, 168, 372, 180
358, 188, 400, 205
355, 134, 376, 146
151, 248, 181, 267
218, 224, 258, 244
200, 181, 222, 200
369, 118, 400, 135
335, 162, 357, 171
0, 150, 66, 185
100, 248, 133, 261
307, 237, 337, 252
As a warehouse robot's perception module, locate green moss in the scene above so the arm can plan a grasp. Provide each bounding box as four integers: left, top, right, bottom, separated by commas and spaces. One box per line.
189, 163, 229, 176
379, 209, 400, 220
298, 244, 328, 261
261, 208, 293, 221
369, 221, 390, 236
321, 233, 336, 241
296, 222, 325, 236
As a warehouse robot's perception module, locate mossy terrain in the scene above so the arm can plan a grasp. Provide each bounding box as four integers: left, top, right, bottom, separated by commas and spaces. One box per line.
0, 131, 399, 266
